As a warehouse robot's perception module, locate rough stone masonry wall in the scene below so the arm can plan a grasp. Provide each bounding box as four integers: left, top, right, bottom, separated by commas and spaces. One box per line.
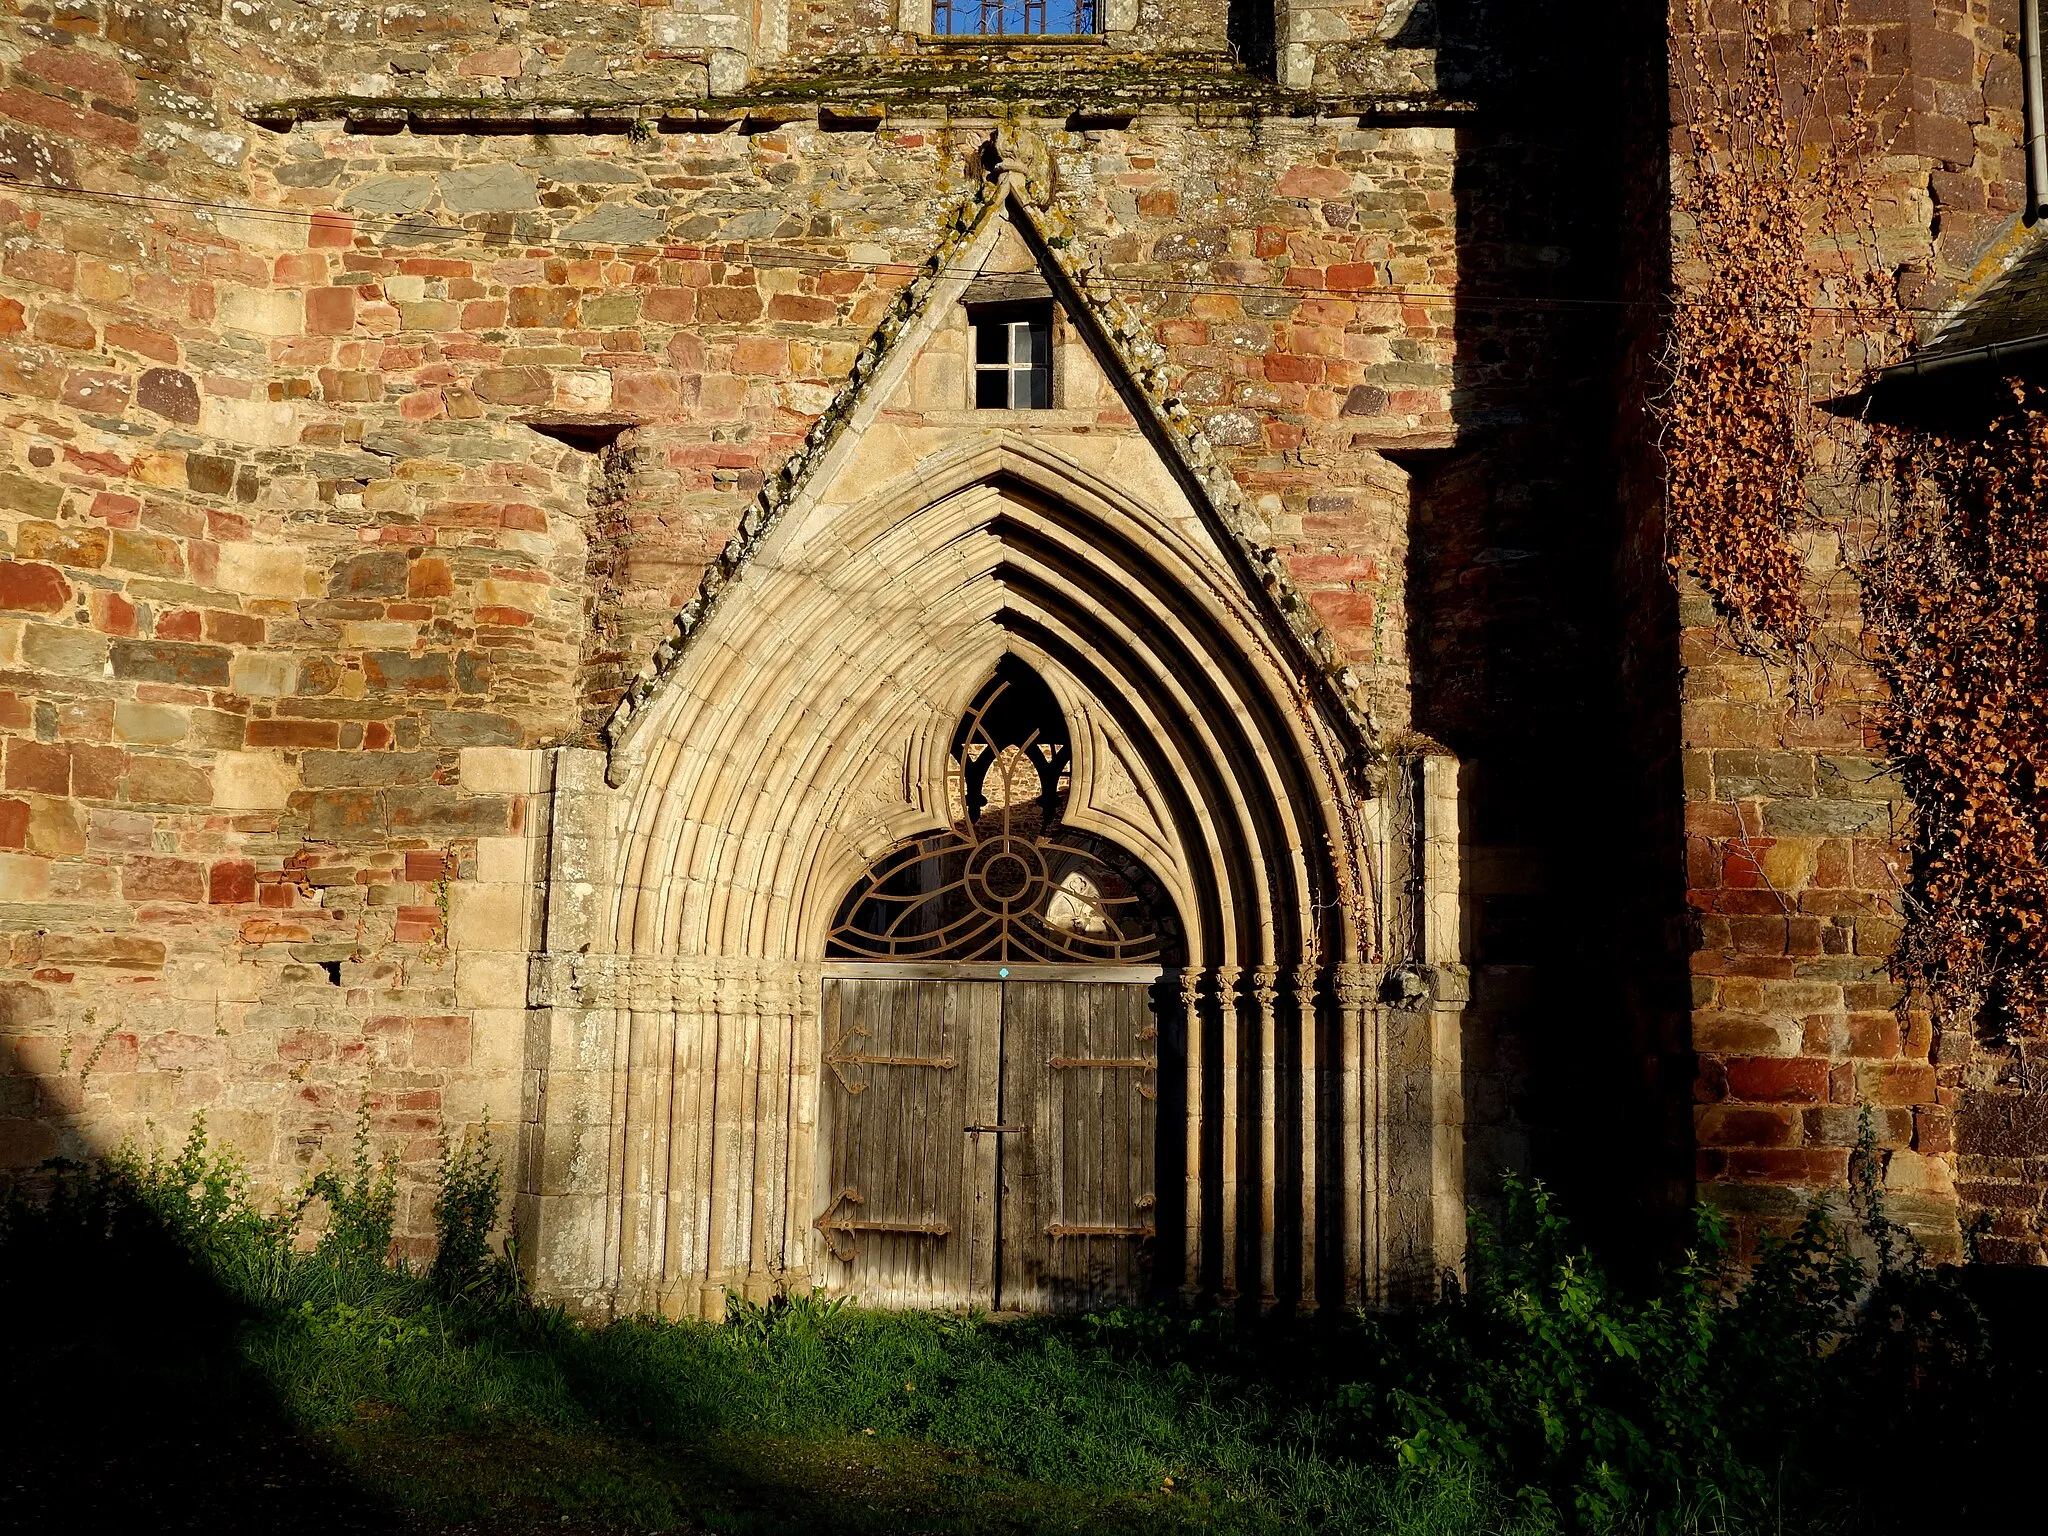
0, 0, 1453, 1245
1671, 1, 2027, 1263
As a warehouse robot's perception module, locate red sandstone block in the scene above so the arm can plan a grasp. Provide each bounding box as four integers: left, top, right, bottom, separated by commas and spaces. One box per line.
123, 854, 204, 904
394, 908, 442, 945
4, 246, 76, 292
1309, 590, 1375, 636
731, 336, 788, 374
407, 557, 454, 598
767, 293, 835, 324
306, 287, 355, 335
0, 797, 28, 849
1914, 1105, 1953, 1154
33, 304, 96, 350
1726, 1055, 1829, 1103
0, 561, 70, 614
1324, 264, 1380, 291
277, 1029, 333, 1062
404, 851, 448, 882
202, 610, 263, 646
271, 252, 323, 287
1727, 916, 1790, 955
240, 916, 311, 944
509, 286, 577, 328
246, 718, 340, 749
612, 371, 679, 414
1695, 1105, 1800, 1148
309, 213, 353, 249
5, 739, 69, 795
1265, 353, 1323, 383
21, 46, 137, 105
1857, 1060, 1936, 1106
69, 744, 123, 799
457, 43, 524, 77
1845, 1013, 1901, 1058
104, 323, 178, 364
1276, 164, 1351, 199
413, 1016, 470, 1067
209, 859, 257, 904
399, 388, 444, 421
1722, 1148, 1849, 1185
0, 296, 22, 334
700, 288, 765, 326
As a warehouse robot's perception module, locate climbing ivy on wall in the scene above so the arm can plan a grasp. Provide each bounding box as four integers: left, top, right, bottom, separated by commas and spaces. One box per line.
1659, 0, 1900, 659
1865, 395, 2048, 1036
1661, 1, 2048, 1039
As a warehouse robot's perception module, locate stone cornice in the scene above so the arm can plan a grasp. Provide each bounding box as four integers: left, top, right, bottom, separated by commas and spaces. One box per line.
243, 93, 1472, 135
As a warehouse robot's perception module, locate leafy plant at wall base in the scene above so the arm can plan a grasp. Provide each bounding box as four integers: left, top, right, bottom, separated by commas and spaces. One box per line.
429, 1115, 520, 1303
304, 1110, 398, 1272
1336, 1165, 1983, 1534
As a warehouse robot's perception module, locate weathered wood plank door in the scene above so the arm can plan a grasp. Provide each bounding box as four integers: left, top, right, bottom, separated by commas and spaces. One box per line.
817, 976, 1000, 1309
998, 979, 1158, 1312
819, 969, 1157, 1311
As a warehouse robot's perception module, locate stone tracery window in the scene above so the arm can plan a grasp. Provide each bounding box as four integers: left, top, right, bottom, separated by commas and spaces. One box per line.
932, 0, 1099, 36
827, 657, 1172, 964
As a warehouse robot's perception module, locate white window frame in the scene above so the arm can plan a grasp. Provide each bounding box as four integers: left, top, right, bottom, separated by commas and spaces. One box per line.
970, 304, 1054, 410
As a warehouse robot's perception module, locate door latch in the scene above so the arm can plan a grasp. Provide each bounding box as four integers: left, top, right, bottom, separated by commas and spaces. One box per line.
964, 1124, 1027, 1134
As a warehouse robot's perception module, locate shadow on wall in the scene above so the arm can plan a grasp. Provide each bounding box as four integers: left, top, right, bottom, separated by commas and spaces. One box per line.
0, 1028, 400, 1533
1399, 0, 1692, 1253
1, 1030, 1046, 1536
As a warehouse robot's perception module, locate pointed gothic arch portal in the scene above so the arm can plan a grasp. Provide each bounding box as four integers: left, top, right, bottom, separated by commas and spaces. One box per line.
522, 161, 1467, 1325
819, 659, 1185, 1311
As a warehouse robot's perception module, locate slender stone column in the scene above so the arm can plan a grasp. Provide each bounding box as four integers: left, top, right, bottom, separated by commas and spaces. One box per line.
1334, 961, 1378, 1307
1252, 962, 1281, 1308
1295, 963, 1319, 1310
1214, 963, 1243, 1302
1179, 964, 1205, 1301
781, 962, 822, 1296
618, 1001, 678, 1317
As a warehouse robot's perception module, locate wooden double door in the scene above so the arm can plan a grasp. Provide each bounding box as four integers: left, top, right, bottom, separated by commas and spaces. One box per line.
817, 966, 1159, 1311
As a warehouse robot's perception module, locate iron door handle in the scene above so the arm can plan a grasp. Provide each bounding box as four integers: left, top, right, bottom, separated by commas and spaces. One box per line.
965, 1124, 1027, 1134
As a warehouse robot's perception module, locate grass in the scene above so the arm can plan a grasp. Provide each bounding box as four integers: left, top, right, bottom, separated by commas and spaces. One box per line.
2, 1116, 2040, 1536
0, 1122, 1527, 1535
241, 1279, 1536, 1534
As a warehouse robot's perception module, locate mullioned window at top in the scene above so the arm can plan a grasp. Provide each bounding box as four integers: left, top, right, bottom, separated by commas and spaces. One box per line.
933, 0, 1098, 36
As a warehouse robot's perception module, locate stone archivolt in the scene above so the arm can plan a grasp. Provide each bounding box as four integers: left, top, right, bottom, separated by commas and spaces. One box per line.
521, 153, 1464, 1318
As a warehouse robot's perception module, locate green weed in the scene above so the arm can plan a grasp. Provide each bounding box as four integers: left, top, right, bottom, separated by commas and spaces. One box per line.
0, 1111, 2014, 1536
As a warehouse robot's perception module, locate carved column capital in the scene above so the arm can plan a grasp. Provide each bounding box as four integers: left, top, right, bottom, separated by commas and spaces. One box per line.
1250, 963, 1282, 1011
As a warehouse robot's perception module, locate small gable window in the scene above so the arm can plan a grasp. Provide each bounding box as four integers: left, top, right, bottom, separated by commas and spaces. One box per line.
971, 303, 1053, 409
933, 0, 1097, 37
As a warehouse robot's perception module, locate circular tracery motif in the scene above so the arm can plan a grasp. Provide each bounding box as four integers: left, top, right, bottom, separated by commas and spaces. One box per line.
829, 659, 1172, 965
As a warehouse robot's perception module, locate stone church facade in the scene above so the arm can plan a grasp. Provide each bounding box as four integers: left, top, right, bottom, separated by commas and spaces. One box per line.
0, 0, 2039, 1312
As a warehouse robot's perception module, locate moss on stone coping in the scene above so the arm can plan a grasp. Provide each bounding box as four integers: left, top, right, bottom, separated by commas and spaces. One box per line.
244, 67, 1470, 134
